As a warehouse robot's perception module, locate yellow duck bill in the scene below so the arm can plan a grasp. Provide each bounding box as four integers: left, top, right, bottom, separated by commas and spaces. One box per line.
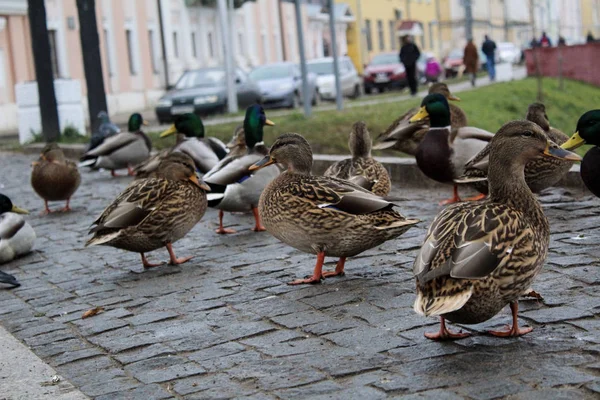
409, 106, 429, 123
543, 141, 582, 161
448, 94, 461, 101
11, 205, 29, 214
159, 125, 178, 138
560, 131, 585, 151
249, 155, 275, 171
265, 119, 276, 126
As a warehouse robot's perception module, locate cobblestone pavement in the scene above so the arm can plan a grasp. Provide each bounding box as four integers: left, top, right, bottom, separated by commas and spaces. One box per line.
0, 151, 599, 400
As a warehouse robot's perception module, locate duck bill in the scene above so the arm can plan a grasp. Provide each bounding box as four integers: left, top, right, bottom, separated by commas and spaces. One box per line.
189, 174, 211, 191
142, 120, 149, 126
160, 125, 177, 138
560, 131, 585, 151
448, 94, 461, 101
11, 205, 29, 214
544, 141, 582, 161
249, 155, 275, 171
409, 107, 429, 123
265, 119, 275, 127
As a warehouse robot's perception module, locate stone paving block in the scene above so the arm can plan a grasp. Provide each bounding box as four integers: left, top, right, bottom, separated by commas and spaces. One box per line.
517, 364, 597, 388
270, 309, 331, 329
79, 377, 140, 397
172, 373, 257, 397
521, 306, 594, 323
195, 349, 263, 373
75, 318, 129, 336
58, 356, 116, 379
95, 383, 174, 400
274, 380, 344, 399
324, 326, 414, 353
505, 387, 593, 400
187, 342, 246, 362
125, 311, 180, 326
52, 347, 105, 366
23, 329, 77, 347
32, 338, 92, 358
113, 344, 176, 365
309, 386, 387, 400
225, 359, 326, 391
396, 389, 465, 400
457, 378, 532, 400
301, 318, 362, 336
88, 327, 161, 353
126, 356, 206, 384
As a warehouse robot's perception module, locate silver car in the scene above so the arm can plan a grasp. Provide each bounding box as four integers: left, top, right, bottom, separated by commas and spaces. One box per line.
248, 62, 319, 109
307, 57, 362, 100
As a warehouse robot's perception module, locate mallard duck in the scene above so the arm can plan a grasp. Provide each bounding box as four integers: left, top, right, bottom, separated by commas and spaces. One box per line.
413, 121, 581, 340
159, 113, 228, 174
31, 143, 81, 214
203, 105, 279, 234
86, 152, 209, 268
373, 83, 467, 155
250, 133, 420, 285
324, 121, 391, 197
560, 110, 600, 197
79, 113, 152, 176
0, 194, 35, 266
460, 103, 574, 195
409, 93, 494, 204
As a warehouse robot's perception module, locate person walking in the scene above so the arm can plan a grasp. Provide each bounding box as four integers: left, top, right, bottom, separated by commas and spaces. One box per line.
399, 35, 421, 96
463, 39, 479, 87
481, 34, 497, 81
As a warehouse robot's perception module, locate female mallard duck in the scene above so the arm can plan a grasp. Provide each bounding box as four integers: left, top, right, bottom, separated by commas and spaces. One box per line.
373, 83, 467, 155
560, 110, 600, 197
159, 113, 228, 174
324, 121, 391, 197
0, 194, 35, 267
203, 105, 279, 234
250, 133, 420, 285
86, 152, 210, 268
79, 113, 152, 176
460, 102, 574, 195
409, 93, 494, 204
31, 143, 81, 214
413, 121, 581, 340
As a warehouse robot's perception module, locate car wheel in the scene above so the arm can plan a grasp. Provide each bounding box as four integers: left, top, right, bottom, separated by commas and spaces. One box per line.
351, 84, 361, 99
290, 92, 300, 109
364, 86, 372, 95
312, 89, 320, 106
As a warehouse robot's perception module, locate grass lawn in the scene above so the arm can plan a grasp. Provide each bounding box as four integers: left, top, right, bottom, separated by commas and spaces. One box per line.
149, 77, 598, 156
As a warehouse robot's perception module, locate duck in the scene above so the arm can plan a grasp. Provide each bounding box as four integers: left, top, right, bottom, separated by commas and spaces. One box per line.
413, 120, 581, 340
250, 132, 420, 285
203, 105, 279, 234
460, 102, 574, 194
560, 110, 600, 197
409, 93, 494, 204
159, 113, 228, 174
323, 121, 391, 197
31, 143, 81, 214
79, 113, 152, 177
0, 270, 20, 288
0, 194, 36, 266
373, 83, 467, 155
86, 152, 210, 269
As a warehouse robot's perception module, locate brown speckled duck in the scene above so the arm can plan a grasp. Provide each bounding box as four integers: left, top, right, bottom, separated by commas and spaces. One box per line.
31, 143, 81, 214
86, 152, 209, 268
250, 133, 419, 285
324, 121, 391, 197
413, 120, 581, 340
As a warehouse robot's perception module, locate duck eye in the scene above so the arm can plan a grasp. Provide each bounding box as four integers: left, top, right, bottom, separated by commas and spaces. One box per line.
522, 131, 533, 137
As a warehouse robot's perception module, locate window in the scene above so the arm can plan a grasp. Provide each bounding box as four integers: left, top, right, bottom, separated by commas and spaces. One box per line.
191, 32, 197, 58
173, 31, 179, 58
48, 29, 60, 78
207, 32, 214, 58
0, 49, 5, 88
148, 30, 159, 74
377, 20, 384, 50
103, 28, 113, 77
365, 19, 372, 51
389, 20, 397, 50
125, 29, 137, 75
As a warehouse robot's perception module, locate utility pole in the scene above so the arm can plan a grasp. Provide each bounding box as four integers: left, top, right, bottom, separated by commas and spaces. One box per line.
503, 0, 510, 41
27, 0, 60, 142
278, 0, 287, 60
464, 0, 473, 40
217, 0, 238, 113
328, 0, 343, 110
435, 0, 442, 60
294, 0, 312, 117
356, 0, 366, 73
157, 0, 170, 89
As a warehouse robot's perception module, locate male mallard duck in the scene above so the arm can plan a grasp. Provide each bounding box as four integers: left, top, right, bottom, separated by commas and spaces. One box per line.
31, 143, 81, 214
324, 121, 391, 197
460, 102, 574, 195
413, 121, 581, 340
203, 105, 279, 234
159, 113, 228, 174
0, 194, 35, 266
409, 93, 494, 204
250, 133, 420, 285
560, 110, 600, 197
373, 83, 467, 155
79, 113, 152, 176
86, 152, 210, 268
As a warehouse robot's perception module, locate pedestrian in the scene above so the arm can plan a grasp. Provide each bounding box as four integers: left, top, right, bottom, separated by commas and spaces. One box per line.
587, 31, 595, 43
540, 31, 552, 47
424, 55, 442, 83
558, 36, 566, 46
463, 39, 479, 87
399, 35, 421, 96
481, 34, 497, 81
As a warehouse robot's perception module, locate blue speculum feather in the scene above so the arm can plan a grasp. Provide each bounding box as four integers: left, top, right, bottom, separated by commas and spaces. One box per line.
238, 175, 251, 184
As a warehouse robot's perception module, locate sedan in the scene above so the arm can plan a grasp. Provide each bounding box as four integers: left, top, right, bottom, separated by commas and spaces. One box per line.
362, 52, 406, 94
155, 68, 262, 123
248, 62, 319, 109
307, 57, 362, 100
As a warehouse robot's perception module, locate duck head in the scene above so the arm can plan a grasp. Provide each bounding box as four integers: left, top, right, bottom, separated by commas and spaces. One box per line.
526, 103, 550, 131
0, 194, 29, 215
349, 121, 372, 159
243, 104, 275, 149
409, 93, 451, 127
428, 83, 461, 101
561, 110, 600, 150
156, 152, 210, 191
250, 132, 312, 174
38, 142, 66, 163
160, 113, 205, 139
128, 113, 148, 132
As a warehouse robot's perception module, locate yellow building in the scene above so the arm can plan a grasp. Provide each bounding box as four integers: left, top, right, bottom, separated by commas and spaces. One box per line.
581, 0, 600, 39
337, 0, 449, 73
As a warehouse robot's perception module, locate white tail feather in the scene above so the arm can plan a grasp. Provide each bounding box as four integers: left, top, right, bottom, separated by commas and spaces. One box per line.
78, 158, 97, 168
413, 287, 473, 317
85, 231, 121, 247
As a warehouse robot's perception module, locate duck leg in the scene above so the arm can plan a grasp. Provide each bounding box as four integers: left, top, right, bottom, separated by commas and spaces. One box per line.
322, 257, 346, 278
251, 206, 267, 232
439, 185, 462, 206
464, 193, 486, 201
127, 165, 135, 176
60, 198, 72, 212
215, 210, 236, 234
41, 200, 52, 215
111, 170, 118, 177
488, 302, 532, 337
288, 252, 325, 285
424, 317, 471, 340
166, 243, 193, 265
141, 253, 162, 269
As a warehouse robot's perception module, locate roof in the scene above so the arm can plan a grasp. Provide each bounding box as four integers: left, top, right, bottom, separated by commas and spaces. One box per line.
396, 20, 424, 36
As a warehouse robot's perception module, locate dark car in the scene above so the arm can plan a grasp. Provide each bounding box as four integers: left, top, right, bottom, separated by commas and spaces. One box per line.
249, 62, 319, 109
362, 52, 407, 94
155, 68, 262, 123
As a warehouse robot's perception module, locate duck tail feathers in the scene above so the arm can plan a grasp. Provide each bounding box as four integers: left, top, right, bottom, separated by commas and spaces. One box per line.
413, 286, 473, 317
85, 231, 120, 247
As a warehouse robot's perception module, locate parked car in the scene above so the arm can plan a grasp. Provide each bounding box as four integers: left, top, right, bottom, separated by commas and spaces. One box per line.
443, 48, 488, 78
307, 57, 362, 100
155, 67, 262, 123
497, 42, 521, 64
362, 52, 406, 94
248, 62, 319, 109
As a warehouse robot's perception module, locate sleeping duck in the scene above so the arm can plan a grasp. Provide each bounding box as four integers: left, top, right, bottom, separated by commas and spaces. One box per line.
0, 194, 36, 266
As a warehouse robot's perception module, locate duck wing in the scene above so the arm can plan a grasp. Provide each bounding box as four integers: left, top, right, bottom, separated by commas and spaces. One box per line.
0, 270, 19, 287
82, 132, 140, 158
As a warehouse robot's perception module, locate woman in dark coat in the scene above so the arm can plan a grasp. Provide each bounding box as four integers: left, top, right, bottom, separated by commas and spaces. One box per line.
463, 39, 479, 87
399, 35, 421, 96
